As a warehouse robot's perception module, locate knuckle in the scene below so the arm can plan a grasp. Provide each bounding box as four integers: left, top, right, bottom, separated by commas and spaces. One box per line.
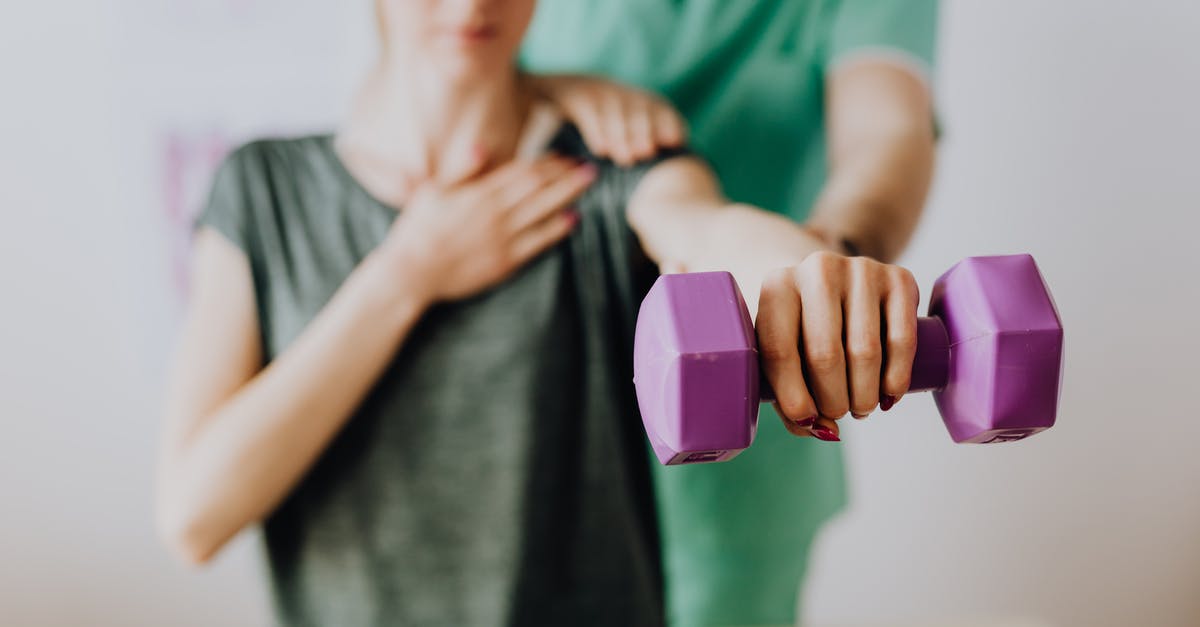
803, 251, 843, 281
805, 347, 843, 373
887, 330, 918, 355
805, 250, 840, 269
890, 265, 918, 293
845, 341, 882, 364
758, 338, 797, 363
850, 401, 877, 416
848, 254, 872, 269
888, 264, 914, 284
850, 256, 880, 283
486, 206, 509, 227
506, 173, 535, 193
820, 401, 850, 420
554, 216, 575, 236
602, 92, 624, 113
778, 395, 815, 422
534, 162, 562, 181
883, 374, 912, 397
761, 268, 796, 294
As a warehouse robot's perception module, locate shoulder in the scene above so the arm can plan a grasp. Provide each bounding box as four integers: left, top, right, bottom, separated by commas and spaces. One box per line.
198, 133, 342, 251
216, 134, 334, 183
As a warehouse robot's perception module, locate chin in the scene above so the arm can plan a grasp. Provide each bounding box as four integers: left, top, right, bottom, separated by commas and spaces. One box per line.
436, 53, 514, 81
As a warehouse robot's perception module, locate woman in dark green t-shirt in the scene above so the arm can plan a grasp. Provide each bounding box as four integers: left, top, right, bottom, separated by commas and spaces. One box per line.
155, 1, 926, 625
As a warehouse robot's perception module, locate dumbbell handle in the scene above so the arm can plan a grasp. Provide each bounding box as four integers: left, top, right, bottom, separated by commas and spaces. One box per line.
761, 316, 950, 401
909, 316, 951, 392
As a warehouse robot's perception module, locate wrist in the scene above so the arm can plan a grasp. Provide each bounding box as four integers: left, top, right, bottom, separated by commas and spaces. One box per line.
801, 224, 859, 257
522, 72, 574, 102
357, 246, 437, 315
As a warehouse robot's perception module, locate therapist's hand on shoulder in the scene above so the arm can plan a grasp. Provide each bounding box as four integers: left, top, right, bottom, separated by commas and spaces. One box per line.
756, 251, 920, 441
530, 74, 687, 165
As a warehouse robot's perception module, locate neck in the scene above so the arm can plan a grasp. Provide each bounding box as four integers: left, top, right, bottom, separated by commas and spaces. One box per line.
341, 53, 531, 185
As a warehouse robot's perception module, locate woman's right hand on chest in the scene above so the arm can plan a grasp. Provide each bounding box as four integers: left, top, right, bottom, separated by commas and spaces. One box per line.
379, 151, 597, 303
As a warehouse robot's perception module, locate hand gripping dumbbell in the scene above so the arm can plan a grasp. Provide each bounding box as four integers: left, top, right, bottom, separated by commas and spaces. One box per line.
632, 254, 1064, 465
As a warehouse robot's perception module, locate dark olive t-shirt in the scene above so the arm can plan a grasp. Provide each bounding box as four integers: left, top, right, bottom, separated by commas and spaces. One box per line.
197, 125, 676, 626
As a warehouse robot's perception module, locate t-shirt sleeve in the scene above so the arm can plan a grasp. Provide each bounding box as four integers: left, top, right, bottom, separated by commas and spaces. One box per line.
194, 142, 261, 254
826, 0, 939, 83
552, 124, 695, 343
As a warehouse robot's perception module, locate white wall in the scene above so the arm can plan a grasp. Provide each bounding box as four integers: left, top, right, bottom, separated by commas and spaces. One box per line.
0, 1, 1196, 626
805, 2, 1200, 626
0, 2, 366, 625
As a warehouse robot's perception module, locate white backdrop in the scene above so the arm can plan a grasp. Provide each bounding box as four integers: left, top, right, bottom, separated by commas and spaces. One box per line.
2, 2, 1198, 626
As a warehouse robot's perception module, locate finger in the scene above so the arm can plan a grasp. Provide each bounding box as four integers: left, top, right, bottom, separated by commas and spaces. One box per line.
628, 98, 657, 161
603, 94, 636, 166
568, 95, 612, 159
479, 155, 568, 196
880, 266, 920, 410
809, 416, 841, 442
652, 101, 687, 147
509, 209, 580, 263
756, 269, 820, 429
439, 144, 490, 186
844, 259, 883, 419
508, 163, 597, 231
396, 169, 426, 199
777, 402, 814, 437
799, 253, 850, 421
492, 156, 577, 209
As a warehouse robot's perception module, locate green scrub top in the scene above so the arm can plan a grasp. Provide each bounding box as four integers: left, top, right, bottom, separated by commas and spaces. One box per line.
521, 1, 938, 625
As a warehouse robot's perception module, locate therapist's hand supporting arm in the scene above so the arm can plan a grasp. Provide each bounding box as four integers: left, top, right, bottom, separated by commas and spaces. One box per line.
805, 60, 936, 263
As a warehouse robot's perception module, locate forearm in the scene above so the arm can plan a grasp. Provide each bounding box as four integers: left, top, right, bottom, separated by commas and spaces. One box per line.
805, 124, 932, 263
159, 251, 429, 563
683, 205, 838, 316
629, 171, 835, 317
805, 61, 936, 263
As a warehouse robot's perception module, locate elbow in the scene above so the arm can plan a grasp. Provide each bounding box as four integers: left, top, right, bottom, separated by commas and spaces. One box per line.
155, 499, 223, 567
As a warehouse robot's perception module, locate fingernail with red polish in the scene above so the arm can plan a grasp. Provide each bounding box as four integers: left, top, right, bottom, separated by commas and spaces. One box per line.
880, 395, 895, 411
793, 416, 816, 428
811, 425, 841, 442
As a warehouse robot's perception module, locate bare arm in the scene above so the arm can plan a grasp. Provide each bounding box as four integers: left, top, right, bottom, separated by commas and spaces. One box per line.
626, 157, 836, 318
156, 230, 434, 564
805, 60, 936, 263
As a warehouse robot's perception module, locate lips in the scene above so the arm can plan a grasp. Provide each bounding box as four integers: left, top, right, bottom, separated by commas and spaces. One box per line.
446, 24, 497, 42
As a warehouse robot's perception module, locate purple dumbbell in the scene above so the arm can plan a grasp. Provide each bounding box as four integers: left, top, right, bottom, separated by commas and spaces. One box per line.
633, 254, 1064, 465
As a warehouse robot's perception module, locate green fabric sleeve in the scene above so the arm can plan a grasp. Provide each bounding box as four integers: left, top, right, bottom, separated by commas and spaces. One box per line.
827, 0, 942, 138
827, 0, 939, 72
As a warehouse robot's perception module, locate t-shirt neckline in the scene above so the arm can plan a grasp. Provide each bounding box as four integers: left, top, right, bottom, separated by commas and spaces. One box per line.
320, 102, 566, 213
